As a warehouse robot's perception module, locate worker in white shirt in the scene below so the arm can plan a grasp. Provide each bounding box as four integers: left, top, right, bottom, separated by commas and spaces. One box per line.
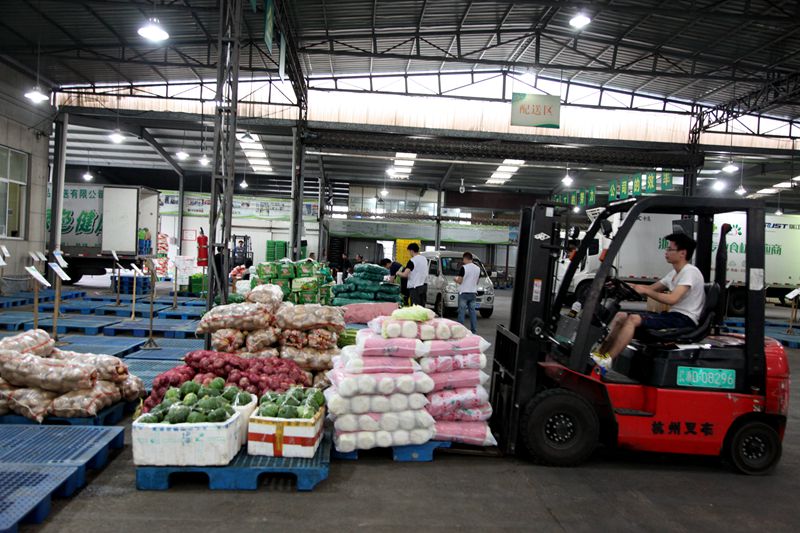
455, 252, 481, 333
398, 242, 429, 307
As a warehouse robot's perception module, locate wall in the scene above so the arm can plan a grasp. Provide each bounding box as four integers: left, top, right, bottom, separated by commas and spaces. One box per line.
0, 63, 52, 275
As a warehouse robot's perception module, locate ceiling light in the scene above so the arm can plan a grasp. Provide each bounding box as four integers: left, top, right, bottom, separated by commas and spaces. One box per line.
712, 180, 726, 191
237, 131, 258, 143
773, 182, 792, 188
380, 187, 389, 197
137, 17, 169, 42
503, 159, 525, 165
199, 154, 210, 166
775, 207, 784, 216
395, 152, 416, 159
569, 13, 591, 29
491, 172, 513, 180
247, 158, 271, 166
24, 86, 49, 104
572, 206, 581, 213
699, 169, 721, 175
757, 188, 778, 194
562, 174, 574, 186
240, 177, 248, 188
394, 159, 415, 167
82, 171, 93, 181
486, 178, 509, 185
108, 129, 124, 144
735, 185, 747, 196
252, 166, 273, 173
389, 173, 410, 180
176, 150, 189, 161
387, 167, 411, 176
497, 165, 519, 173
722, 162, 739, 173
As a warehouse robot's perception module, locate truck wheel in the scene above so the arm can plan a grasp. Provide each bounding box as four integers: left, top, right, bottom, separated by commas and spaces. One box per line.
726, 421, 781, 475
521, 389, 599, 466
434, 295, 445, 317
479, 308, 493, 318
728, 288, 746, 316
574, 281, 591, 304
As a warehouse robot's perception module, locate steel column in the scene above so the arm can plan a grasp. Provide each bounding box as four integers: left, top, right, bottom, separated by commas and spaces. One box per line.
48, 113, 68, 267
177, 174, 185, 254
435, 188, 443, 250
289, 126, 306, 260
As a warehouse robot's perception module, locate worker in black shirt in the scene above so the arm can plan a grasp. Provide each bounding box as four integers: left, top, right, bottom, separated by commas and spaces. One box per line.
381, 257, 408, 304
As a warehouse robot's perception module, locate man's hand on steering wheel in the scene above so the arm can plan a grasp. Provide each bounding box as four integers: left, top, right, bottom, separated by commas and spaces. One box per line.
605, 278, 645, 301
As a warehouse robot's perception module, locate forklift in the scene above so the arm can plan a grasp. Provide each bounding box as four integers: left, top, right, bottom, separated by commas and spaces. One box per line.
490, 197, 790, 474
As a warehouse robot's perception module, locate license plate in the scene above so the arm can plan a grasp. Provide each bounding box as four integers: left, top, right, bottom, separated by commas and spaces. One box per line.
474, 303, 481, 309
676, 366, 736, 389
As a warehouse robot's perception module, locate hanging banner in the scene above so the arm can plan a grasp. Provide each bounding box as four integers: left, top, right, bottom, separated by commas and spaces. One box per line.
569, 191, 578, 205
264, 0, 275, 55
510, 94, 561, 128
608, 180, 618, 201
588, 186, 596, 206
578, 189, 586, 206
327, 219, 512, 244
661, 172, 674, 191
279, 33, 286, 81
632, 174, 642, 196
159, 190, 319, 221
620, 179, 629, 199
645, 172, 658, 193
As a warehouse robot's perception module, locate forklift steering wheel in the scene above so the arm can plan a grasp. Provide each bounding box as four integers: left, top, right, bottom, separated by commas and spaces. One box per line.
607, 278, 644, 302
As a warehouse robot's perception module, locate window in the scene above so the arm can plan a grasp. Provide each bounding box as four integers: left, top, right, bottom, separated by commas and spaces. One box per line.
441, 257, 488, 278
0, 146, 28, 238
428, 259, 439, 276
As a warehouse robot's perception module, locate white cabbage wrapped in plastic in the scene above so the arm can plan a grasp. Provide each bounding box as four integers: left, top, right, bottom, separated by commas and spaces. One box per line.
327, 368, 434, 397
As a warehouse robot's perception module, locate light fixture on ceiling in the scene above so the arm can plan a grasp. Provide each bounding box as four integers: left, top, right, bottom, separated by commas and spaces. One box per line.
459, 178, 465, 194
138, 17, 169, 42
712, 179, 726, 192
239, 131, 255, 143
198, 106, 209, 166
572, 205, 581, 214
569, 13, 591, 29
735, 162, 746, 195
775, 192, 783, 216
25, 40, 49, 104
108, 129, 124, 144
83, 149, 93, 181
380, 187, 389, 197
562, 167, 574, 186
199, 154, 210, 166
176, 150, 189, 161
722, 161, 739, 173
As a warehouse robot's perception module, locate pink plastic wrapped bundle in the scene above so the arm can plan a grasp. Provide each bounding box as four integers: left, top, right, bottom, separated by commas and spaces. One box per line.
307, 329, 338, 350
333, 427, 434, 452
50, 349, 128, 383
246, 284, 285, 312
275, 304, 346, 333
371, 316, 469, 340
333, 410, 435, 432
342, 356, 421, 375
280, 346, 336, 371
235, 348, 280, 359
419, 353, 487, 374
327, 368, 435, 397
430, 369, 489, 392
342, 302, 399, 324
246, 327, 280, 352
354, 330, 428, 358
433, 403, 492, 422
433, 421, 497, 446
49, 380, 122, 418
324, 388, 428, 416
426, 386, 489, 417
424, 335, 491, 357
7, 388, 58, 422
0, 329, 55, 356
0, 351, 97, 393
211, 328, 245, 352
280, 329, 308, 349
118, 374, 146, 402
196, 303, 274, 333
0, 377, 16, 415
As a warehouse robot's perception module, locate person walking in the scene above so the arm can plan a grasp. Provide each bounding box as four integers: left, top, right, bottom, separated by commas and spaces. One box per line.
398, 243, 428, 307
455, 252, 480, 333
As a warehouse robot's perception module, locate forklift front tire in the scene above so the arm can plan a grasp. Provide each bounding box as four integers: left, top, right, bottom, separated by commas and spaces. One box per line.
521, 389, 599, 467
727, 421, 782, 475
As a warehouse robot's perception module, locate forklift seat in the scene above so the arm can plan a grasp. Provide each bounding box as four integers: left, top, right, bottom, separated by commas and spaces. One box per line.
638, 282, 720, 344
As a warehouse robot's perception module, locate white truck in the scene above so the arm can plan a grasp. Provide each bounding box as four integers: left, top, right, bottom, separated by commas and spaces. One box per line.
569, 211, 800, 315
46, 184, 160, 283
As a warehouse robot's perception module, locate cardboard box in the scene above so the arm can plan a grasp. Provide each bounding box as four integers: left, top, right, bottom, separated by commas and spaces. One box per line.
248, 407, 325, 458
132, 411, 241, 466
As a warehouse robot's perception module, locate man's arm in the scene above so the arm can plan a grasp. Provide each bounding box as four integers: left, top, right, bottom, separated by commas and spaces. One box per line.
455, 266, 465, 284
398, 261, 414, 279
636, 282, 689, 305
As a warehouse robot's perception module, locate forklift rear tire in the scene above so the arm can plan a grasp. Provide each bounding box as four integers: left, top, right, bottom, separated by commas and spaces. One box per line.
727, 421, 782, 475
521, 389, 599, 466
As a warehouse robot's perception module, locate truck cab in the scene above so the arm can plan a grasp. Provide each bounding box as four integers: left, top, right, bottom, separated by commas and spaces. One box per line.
421, 251, 495, 318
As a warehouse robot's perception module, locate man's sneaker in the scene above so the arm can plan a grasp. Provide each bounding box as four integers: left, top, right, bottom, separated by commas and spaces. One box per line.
590, 352, 613, 371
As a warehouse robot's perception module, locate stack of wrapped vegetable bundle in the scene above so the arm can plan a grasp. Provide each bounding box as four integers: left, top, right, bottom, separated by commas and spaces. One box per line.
0, 329, 146, 422
366, 306, 497, 447
251, 261, 334, 305
332, 263, 401, 306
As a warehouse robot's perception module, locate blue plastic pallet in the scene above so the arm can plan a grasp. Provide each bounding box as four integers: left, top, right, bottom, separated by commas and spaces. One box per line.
103, 319, 199, 339
0, 297, 30, 309
83, 294, 134, 303
0, 425, 124, 494
94, 303, 170, 318
25, 315, 122, 335
332, 440, 452, 462
38, 300, 107, 315
11, 290, 86, 302
140, 337, 204, 350
136, 434, 331, 491
157, 306, 205, 320
0, 464, 81, 533
124, 347, 190, 361
60, 334, 148, 349
0, 402, 126, 427
0, 313, 50, 331
122, 359, 181, 392
721, 325, 800, 348
162, 298, 207, 307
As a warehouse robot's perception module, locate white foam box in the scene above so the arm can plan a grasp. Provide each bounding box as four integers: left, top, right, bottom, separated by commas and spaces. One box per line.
247, 407, 325, 458
132, 411, 241, 466
233, 398, 257, 445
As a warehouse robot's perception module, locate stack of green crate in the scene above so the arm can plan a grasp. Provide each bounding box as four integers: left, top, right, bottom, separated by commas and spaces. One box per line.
266, 240, 289, 261
189, 273, 208, 296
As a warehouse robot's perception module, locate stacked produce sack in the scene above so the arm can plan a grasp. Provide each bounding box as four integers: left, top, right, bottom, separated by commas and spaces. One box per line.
332, 263, 402, 306
326, 308, 438, 453
0, 330, 146, 422
366, 306, 497, 447
252, 261, 334, 305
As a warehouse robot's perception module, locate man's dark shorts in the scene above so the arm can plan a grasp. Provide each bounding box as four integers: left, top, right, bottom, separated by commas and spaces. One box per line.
637, 311, 696, 330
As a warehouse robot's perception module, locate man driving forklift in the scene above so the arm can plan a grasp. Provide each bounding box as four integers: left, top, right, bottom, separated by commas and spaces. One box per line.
592, 232, 706, 367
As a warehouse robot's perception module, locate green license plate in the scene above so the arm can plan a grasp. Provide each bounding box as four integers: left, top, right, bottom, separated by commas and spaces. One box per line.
676, 366, 736, 389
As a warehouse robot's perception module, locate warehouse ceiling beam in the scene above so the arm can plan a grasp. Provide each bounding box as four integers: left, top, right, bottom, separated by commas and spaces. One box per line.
275, 0, 309, 115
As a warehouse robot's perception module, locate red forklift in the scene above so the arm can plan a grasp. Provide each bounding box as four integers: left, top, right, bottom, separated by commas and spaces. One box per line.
490, 197, 790, 474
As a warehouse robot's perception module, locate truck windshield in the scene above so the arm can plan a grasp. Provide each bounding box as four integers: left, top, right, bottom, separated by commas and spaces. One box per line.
440, 257, 488, 278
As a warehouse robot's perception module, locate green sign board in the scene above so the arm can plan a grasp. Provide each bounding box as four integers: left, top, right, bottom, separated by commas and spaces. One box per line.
632, 175, 642, 196
662, 172, 673, 191
677, 366, 736, 389
569, 191, 578, 205
608, 180, 617, 201
620, 179, 629, 199
578, 189, 586, 206
645, 172, 657, 193
588, 186, 596, 206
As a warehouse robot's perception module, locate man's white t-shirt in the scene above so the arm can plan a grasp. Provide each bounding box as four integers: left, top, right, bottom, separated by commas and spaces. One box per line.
407, 255, 429, 289
457, 262, 481, 294
659, 264, 706, 324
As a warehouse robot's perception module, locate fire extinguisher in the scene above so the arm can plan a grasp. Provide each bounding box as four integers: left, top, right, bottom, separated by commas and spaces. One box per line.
197, 228, 209, 267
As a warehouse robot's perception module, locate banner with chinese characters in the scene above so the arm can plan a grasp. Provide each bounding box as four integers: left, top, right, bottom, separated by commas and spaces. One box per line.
46, 184, 103, 248
645, 172, 658, 193
510, 93, 561, 128
620, 179, 629, 199
632, 174, 642, 196
159, 190, 319, 221
578, 189, 586, 206
661, 172, 673, 191
608, 180, 618, 201
569, 191, 578, 205
588, 186, 596, 206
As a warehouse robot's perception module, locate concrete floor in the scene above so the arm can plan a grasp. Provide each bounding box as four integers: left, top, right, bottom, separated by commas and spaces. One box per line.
21, 287, 800, 532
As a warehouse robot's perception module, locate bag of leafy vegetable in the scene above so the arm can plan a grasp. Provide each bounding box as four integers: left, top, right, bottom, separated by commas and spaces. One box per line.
295, 261, 317, 277
278, 262, 296, 279
354, 263, 389, 277
49, 380, 122, 418
257, 262, 280, 279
